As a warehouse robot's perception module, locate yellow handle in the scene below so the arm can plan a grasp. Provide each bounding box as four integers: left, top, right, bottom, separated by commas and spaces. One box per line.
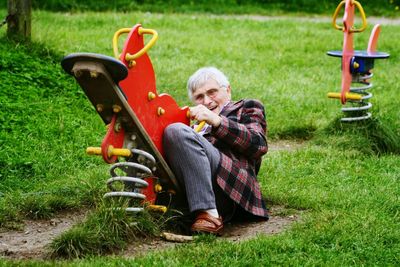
186, 110, 206, 133
194, 121, 206, 133
86, 147, 102, 155
112, 27, 158, 65
147, 204, 167, 213
113, 28, 131, 59
332, 0, 367, 33
351, 1, 367, 33
86, 146, 132, 158
328, 92, 362, 101
125, 27, 158, 63
332, 1, 346, 31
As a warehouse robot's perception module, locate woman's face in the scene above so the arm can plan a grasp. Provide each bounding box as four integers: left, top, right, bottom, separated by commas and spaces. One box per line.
192, 79, 231, 114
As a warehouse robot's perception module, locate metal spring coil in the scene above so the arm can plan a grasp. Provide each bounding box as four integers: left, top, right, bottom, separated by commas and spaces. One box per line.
341, 73, 374, 122
104, 149, 156, 212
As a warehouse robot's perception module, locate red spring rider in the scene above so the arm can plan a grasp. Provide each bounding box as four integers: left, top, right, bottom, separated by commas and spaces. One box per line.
62, 24, 195, 213
327, 0, 389, 122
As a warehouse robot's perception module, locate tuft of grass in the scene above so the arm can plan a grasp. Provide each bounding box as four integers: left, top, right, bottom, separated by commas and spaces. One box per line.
274, 124, 317, 141
50, 199, 165, 259
0, 199, 22, 230
319, 116, 400, 155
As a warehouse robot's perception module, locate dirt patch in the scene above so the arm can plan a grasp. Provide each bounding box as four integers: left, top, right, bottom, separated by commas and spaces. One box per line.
121, 206, 301, 258
0, 211, 87, 260
268, 140, 306, 152
223, 209, 299, 242
0, 206, 301, 260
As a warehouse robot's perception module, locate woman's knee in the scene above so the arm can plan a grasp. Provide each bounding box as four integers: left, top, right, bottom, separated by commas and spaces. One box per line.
163, 122, 191, 144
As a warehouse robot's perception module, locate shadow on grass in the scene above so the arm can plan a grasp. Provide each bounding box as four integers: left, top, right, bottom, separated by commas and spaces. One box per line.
274, 124, 317, 141
321, 116, 400, 155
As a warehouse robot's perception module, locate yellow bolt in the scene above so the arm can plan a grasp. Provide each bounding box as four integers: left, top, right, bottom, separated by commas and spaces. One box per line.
154, 184, 162, 193
112, 105, 122, 113
353, 62, 360, 69
128, 60, 136, 68
147, 92, 156, 101
148, 92, 156, 101
96, 104, 104, 112
157, 107, 165, 116
90, 71, 98, 78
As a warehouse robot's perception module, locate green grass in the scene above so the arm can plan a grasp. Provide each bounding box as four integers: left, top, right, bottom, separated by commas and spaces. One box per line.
0, 36, 108, 227
50, 201, 163, 259
1, 0, 397, 17
0, 8, 399, 266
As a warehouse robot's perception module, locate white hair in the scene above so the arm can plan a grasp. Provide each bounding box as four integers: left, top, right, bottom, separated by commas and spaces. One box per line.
187, 67, 230, 100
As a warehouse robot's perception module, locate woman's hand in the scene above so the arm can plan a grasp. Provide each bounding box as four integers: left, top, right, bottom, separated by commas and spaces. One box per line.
189, 104, 222, 127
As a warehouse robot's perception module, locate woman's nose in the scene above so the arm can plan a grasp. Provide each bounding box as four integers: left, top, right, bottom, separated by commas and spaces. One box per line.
203, 94, 212, 105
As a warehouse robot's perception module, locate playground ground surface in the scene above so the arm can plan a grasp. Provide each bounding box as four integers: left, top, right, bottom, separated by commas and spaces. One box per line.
1, 204, 301, 260
0, 9, 399, 266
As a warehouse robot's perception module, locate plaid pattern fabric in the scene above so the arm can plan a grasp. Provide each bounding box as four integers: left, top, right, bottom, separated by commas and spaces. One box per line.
205, 99, 268, 217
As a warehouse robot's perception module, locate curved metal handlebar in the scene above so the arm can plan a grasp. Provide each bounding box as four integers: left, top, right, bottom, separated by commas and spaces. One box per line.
194, 121, 206, 133
113, 28, 131, 59
332, 1, 346, 31
112, 27, 158, 65
126, 28, 158, 62
332, 0, 367, 33
351, 1, 367, 33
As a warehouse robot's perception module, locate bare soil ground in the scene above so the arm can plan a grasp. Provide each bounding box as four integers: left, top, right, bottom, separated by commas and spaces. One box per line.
0, 206, 301, 260
0, 211, 87, 260
268, 139, 305, 152
0, 141, 305, 261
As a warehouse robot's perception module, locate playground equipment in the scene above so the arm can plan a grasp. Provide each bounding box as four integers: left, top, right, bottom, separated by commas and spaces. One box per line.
62, 24, 192, 213
327, 0, 389, 122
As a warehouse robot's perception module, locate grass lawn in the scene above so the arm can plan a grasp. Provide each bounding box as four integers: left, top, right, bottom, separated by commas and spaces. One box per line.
0, 9, 399, 265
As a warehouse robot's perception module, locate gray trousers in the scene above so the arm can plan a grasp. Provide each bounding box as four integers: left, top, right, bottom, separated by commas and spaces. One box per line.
163, 123, 235, 219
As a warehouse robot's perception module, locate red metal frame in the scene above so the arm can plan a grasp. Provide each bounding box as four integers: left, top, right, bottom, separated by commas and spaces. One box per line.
101, 114, 125, 163
340, 0, 356, 104
117, 24, 190, 156
99, 24, 189, 157
96, 24, 190, 206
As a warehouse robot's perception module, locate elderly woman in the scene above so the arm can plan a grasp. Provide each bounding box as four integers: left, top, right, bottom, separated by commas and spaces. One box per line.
163, 67, 268, 234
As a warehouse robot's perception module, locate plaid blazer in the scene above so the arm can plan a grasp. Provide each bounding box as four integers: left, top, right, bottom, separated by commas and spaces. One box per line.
205, 99, 268, 218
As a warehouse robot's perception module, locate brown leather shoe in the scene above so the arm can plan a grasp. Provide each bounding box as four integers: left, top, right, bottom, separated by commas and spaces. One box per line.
191, 211, 223, 235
